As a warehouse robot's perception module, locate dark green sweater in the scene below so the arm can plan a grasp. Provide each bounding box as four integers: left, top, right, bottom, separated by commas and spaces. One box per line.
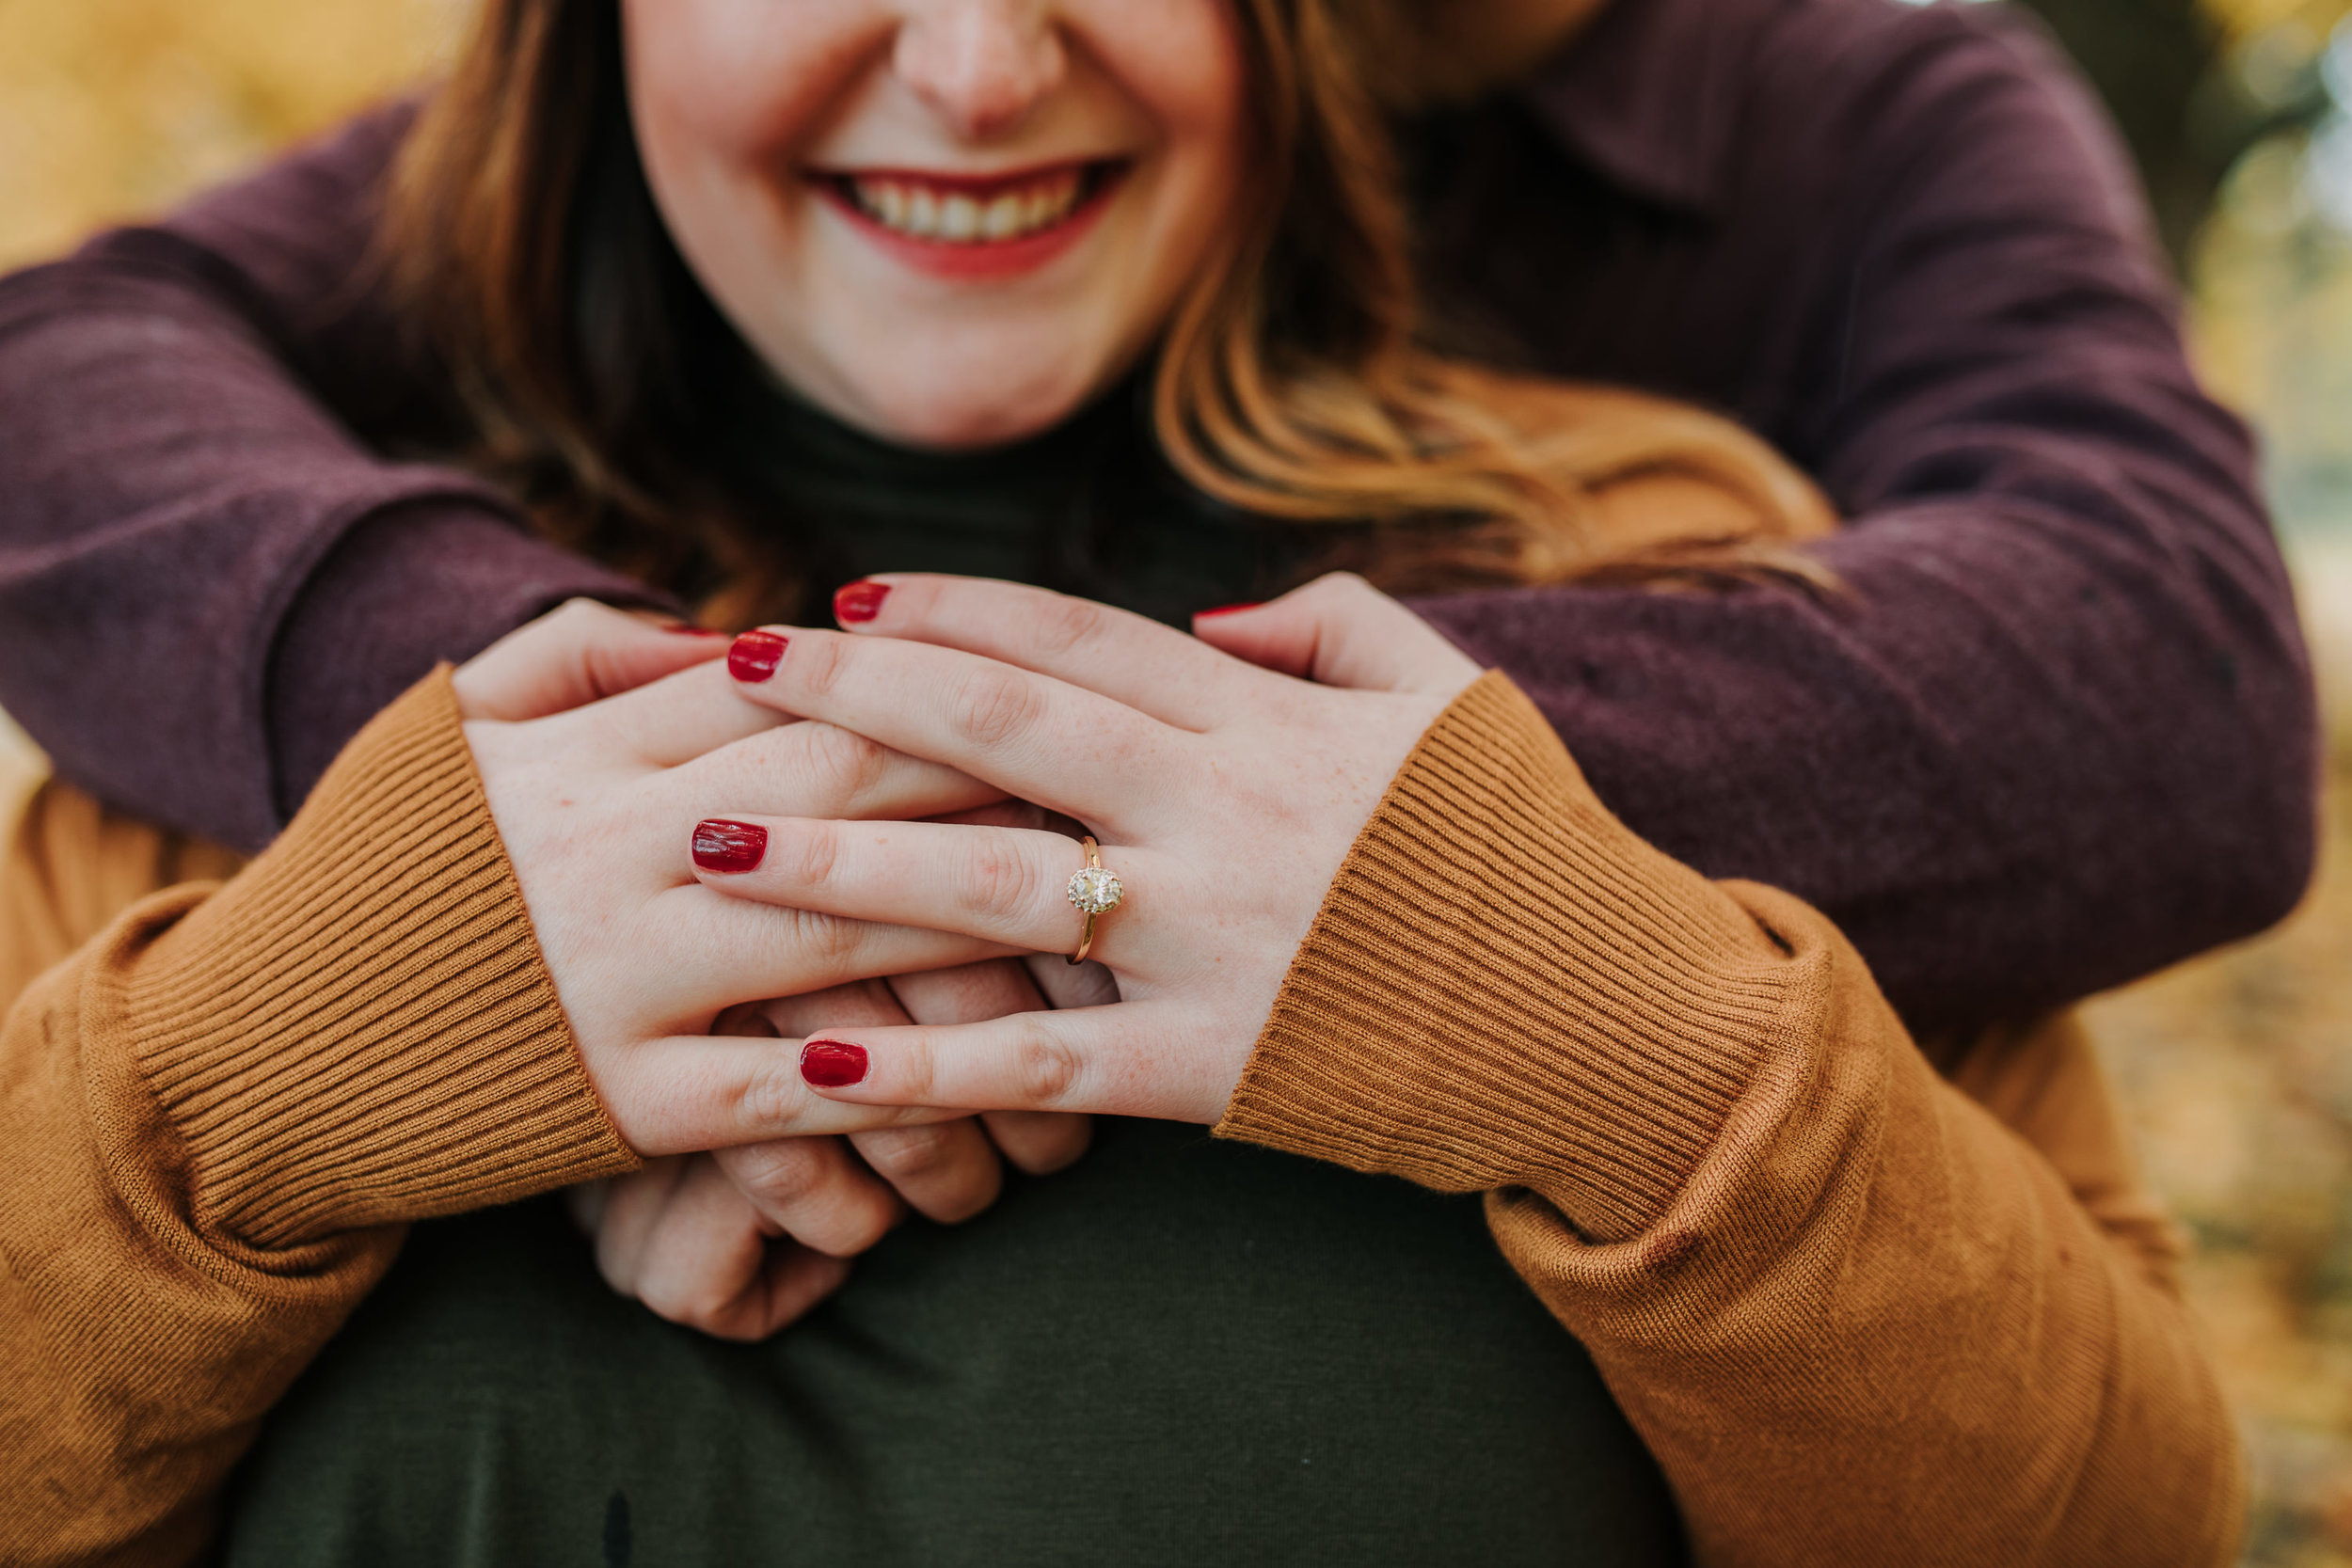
216, 395, 1682, 1568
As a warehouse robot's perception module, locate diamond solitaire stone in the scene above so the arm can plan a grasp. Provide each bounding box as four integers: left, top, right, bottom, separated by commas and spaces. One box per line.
1066, 865, 1124, 914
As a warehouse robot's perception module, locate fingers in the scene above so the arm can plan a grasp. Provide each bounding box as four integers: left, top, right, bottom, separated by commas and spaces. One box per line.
1025, 952, 1120, 1009
594, 1155, 854, 1342
979, 1110, 1094, 1175
848, 1120, 1005, 1223
753, 976, 908, 1042
884, 958, 1094, 1179
723, 625, 1182, 824
650, 886, 1014, 1024
663, 718, 1005, 828
741, 974, 1012, 1224
687, 816, 1131, 960
452, 599, 730, 721
590, 1155, 689, 1284
586, 657, 796, 768
592, 1030, 981, 1155
826, 575, 1255, 729
1191, 572, 1481, 696
789, 1004, 1217, 1123
884, 957, 1045, 1022
714, 1135, 905, 1254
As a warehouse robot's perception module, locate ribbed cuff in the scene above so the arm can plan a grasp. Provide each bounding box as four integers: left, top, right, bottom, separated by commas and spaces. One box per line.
1215, 672, 1793, 1243
128, 669, 637, 1249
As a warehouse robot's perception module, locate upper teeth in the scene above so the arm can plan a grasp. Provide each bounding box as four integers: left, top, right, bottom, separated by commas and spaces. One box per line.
850, 169, 1085, 244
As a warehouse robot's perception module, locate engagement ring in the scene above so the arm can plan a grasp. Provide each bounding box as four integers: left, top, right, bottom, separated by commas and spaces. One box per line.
1065, 836, 1123, 964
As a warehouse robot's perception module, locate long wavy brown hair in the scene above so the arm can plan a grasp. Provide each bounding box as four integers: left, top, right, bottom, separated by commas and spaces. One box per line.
383, 0, 1836, 626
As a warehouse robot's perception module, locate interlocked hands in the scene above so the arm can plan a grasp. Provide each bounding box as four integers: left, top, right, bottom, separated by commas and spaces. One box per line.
693, 572, 1480, 1123
451, 603, 1095, 1338
453, 574, 1479, 1339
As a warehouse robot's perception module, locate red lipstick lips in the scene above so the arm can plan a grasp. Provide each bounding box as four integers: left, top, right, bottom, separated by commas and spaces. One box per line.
812, 158, 1128, 282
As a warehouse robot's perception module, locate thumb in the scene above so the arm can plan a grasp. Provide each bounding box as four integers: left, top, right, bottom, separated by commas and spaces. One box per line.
1192, 573, 1482, 695
452, 599, 730, 721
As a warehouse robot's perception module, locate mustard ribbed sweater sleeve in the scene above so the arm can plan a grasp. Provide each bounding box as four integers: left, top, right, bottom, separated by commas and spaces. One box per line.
1217, 673, 2243, 1568
0, 671, 636, 1566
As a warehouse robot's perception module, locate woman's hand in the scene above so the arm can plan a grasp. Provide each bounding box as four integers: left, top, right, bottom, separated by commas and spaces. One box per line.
689, 573, 1480, 1125
565, 958, 1096, 1340
449, 601, 1027, 1154
459, 604, 1097, 1338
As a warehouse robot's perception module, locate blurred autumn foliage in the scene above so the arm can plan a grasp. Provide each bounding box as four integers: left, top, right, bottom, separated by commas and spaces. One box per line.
0, 0, 457, 271
1, 1, 2350, 1562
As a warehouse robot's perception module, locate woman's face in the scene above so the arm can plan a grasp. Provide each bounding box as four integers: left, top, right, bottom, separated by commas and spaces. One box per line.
624, 0, 1251, 450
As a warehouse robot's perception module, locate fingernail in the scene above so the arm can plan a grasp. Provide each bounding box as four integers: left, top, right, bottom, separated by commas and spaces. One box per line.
691, 818, 767, 874
834, 580, 891, 624
1196, 601, 1262, 618
728, 629, 787, 682
660, 622, 725, 637
801, 1039, 868, 1088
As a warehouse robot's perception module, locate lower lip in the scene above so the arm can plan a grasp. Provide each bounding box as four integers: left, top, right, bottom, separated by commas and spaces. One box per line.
814, 171, 1123, 283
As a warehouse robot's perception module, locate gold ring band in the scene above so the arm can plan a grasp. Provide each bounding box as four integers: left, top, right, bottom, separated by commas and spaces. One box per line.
1064, 835, 1124, 965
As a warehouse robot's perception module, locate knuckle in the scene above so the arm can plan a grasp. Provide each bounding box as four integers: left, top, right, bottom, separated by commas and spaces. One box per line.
801, 907, 864, 969
723, 1138, 832, 1208
895, 1041, 941, 1106
952, 843, 1042, 928
856, 1123, 962, 1181
769, 820, 843, 895
991, 1110, 1093, 1173
804, 722, 889, 810
826, 1206, 898, 1258
633, 1270, 690, 1316
793, 631, 852, 700
1012, 1027, 1081, 1105
548, 596, 606, 633
641, 1275, 730, 1330
1309, 569, 1372, 604
735, 1059, 809, 1137
949, 666, 1048, 752
1029, 594, 1106, 657
770, 904, 862, 980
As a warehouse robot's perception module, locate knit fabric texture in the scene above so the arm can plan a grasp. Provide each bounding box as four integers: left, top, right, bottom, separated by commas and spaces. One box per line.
0, 671, 634, 1564
0, 670, 2241, 1565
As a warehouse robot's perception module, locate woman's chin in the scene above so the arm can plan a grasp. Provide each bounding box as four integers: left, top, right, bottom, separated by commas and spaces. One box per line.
867, 391, 1093, 453
806, 357, 1115, 453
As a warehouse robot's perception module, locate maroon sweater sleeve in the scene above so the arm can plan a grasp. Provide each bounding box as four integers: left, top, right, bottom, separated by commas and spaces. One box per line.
0, 105, 666, 851
0, 5, 2317, 1035
1407, 2, 2316, 1031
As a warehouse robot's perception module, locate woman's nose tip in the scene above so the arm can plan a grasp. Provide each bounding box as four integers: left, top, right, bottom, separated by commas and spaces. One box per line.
893, 0, 1068, 140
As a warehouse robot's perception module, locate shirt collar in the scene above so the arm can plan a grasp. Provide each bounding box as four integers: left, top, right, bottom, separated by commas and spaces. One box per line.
1512, 0, 1774, 217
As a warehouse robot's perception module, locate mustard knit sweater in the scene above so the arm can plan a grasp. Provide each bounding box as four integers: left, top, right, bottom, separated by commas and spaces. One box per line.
0, 670, 2239, 1565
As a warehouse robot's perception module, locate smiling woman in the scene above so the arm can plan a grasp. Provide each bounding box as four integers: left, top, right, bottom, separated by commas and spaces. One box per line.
383, 0, 1825, 627
619, 0, 1245, 442
0, 0, 2315, 1562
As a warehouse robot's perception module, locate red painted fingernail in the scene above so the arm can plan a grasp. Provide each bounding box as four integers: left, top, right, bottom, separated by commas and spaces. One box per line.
728, 629, 787, 682
1196, 601, 1262, 618
834, 580, 891, 624
691, 818, 767, 874
661, 622, 725, 637
801, 1039, 868, 1087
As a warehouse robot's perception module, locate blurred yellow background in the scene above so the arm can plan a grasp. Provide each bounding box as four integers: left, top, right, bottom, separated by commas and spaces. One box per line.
1, 0, 2348, 1561
0, 0, 460, 268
